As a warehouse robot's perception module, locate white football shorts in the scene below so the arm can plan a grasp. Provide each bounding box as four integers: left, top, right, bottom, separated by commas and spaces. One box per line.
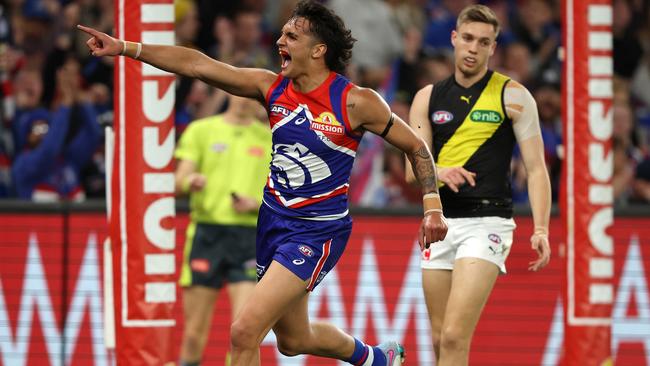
421, 216, 517, 273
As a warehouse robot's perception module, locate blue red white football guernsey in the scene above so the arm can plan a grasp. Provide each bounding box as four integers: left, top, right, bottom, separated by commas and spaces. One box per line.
263, 71, 362, 220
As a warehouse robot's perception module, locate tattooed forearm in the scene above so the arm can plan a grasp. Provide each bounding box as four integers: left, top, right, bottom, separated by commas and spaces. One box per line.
406, 145, 438, 194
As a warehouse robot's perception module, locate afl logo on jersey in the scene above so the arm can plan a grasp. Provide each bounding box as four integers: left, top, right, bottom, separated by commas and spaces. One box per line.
432, 110, 454, 124
270, 104, 291, 117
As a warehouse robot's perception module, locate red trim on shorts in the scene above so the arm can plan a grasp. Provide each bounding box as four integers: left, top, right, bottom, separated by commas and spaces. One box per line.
307, 239, 331, 291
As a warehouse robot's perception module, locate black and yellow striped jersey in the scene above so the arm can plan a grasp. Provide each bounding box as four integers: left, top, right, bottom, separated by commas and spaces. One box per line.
428, 70, 515, 218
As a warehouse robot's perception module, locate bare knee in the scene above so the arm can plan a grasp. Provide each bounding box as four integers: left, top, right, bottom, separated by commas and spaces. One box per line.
230, 319, 259, 351
276, 335, 308, 357
440, 326, 470, 354
182, 329, 204, 355
430, 322, 443, 350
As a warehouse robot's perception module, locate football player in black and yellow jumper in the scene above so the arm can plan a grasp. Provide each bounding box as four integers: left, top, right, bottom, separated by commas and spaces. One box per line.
406, 5, 552, 366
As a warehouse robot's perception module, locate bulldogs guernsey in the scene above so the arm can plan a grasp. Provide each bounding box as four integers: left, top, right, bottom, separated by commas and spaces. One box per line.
264, 71, 362, 220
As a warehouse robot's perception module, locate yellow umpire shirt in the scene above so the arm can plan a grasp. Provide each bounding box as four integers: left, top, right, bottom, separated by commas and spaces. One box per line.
174, 115, 272, 226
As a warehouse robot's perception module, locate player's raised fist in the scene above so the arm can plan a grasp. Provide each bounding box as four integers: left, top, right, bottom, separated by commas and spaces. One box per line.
77, 25, 122, 57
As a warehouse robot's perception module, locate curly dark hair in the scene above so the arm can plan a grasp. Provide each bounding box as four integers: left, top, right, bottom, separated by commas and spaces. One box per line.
290, 0, 356, 74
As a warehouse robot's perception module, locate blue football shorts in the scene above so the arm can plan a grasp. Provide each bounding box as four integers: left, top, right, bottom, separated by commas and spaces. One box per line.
255, 204, 352, 291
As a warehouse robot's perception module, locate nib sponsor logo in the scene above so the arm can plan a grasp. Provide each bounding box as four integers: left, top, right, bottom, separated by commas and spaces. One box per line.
470, 110, 503, 123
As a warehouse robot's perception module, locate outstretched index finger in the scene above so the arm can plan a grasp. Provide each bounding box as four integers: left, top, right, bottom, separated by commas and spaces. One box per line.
77, 24, 101, 37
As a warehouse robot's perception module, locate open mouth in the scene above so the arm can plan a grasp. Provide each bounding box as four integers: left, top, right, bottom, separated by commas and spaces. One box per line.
464, 56, 476, 66
279, 50, 292, 69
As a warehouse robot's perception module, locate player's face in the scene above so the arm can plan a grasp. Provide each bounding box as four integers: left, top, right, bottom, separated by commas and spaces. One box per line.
276, 17, 322, 77
451, 21, 497, 77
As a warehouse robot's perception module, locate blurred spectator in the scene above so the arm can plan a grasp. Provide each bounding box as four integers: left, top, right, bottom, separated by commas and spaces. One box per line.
16, 2, 55, 71
0, 119, 9, 197
329, 0, 403, 89
12, 59, 100, 201
612, 99, 643, 205
212, 8, 272, 69
0, 42, 21, 156
386, 26, 424, 104
349, 134, 387, 207
535, 83, 562, 196
176, 81, 229, 139
484, 0, 516, 46
422, 0, 474, 52
416, 50, 453, 89
501, 42, 533, 86
73, 0, 115, 88
174, 0, 202, 135
632, 60, 650, 147
0, 31, 14, 197
631, 2, 650, 115
613, 0, 643, 79
383, 144, 420, 206
176, 0, 200, 48
632, 157, 650, 203
12, 68, 43, 136
80, 82, 113, 199
386, 0, 427, 33
177, 5, 271, 134
195, 0, 235, 51
267, 0, 300, 37
510, 0, 560, 85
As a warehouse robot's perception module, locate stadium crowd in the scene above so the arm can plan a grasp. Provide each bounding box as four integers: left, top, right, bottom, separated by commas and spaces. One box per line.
0, 0, 648, 207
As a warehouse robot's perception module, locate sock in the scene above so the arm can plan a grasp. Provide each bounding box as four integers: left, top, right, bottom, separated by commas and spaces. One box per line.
346, 338, 387, 366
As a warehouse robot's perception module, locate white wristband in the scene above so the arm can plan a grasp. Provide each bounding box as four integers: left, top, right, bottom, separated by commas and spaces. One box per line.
134, 42, 142, 59
423, 192, 440, 200
120, 40, 126, 56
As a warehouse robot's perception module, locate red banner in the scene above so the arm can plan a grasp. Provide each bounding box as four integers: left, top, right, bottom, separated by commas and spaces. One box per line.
112, 0, 177, 364
561, 0, 614, 364
2, 213, 649, 365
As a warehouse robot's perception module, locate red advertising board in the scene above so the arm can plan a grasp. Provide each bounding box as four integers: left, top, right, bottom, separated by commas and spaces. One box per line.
561, 0, 614, 364
1, 213, 648, 365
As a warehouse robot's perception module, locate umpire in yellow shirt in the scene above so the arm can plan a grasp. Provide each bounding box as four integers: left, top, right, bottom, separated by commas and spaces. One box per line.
174, 92, 272, 366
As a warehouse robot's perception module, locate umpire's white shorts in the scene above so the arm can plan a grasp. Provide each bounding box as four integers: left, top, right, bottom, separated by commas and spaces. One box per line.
421, 216, 516, 274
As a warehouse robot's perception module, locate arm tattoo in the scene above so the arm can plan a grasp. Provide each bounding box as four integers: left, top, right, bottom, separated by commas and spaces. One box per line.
407, 146, 438, 194
346, 103, 356, 109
